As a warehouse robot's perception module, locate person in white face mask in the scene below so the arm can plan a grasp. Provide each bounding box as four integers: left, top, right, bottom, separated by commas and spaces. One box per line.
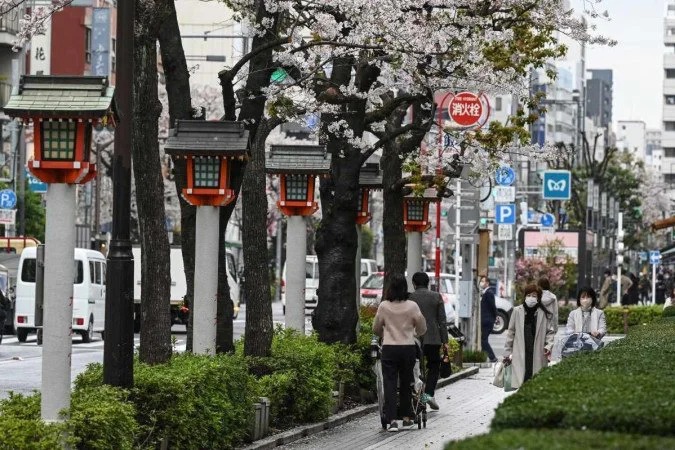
566, 287, 607, 339
503, 284, 555, 389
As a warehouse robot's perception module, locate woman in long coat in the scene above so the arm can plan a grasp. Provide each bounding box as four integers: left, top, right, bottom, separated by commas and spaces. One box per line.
503, 284, 555, 389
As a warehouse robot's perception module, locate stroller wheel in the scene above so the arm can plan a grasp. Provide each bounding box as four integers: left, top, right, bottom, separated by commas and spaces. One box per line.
423, 417, 427, 428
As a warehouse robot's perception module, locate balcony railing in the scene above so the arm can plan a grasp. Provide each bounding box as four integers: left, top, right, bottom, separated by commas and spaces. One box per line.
0, 12, 20, 35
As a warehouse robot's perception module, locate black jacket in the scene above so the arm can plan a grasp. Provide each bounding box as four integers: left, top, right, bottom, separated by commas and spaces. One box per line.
480, 287, 497, 326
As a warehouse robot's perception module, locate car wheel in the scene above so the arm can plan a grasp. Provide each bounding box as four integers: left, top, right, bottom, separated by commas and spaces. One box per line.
81, 317, 94, 343
493, 311, 509, 334
282, 305, 285, 315
17, 328, 29, 343
37, 329, 43, 346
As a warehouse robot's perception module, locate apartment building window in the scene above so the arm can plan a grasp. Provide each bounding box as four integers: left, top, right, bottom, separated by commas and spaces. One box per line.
665, 122, 675, 131
666, 69, 675, 79
664, 148, 675, 158
495, 97, 502, 111
666, 174, 675, 184
666, 95, 675, 105
669, 27, 675, 35
85, 27, 92, 63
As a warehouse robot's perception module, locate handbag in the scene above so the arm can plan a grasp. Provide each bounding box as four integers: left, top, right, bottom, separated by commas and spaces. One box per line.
503, 364, 515, 392
492, 361, 505, 388
439, 347, 452, 378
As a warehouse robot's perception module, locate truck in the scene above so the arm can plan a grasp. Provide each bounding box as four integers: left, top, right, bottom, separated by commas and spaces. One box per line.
132, 246, 240, 332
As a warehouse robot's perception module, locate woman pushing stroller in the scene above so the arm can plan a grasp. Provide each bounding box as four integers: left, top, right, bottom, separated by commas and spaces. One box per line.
373, 273, 427, 432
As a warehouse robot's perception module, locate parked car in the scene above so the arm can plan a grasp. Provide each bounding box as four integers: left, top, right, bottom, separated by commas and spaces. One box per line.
281, 255, 319, 315
360, 272, 458, 325
492, 294, 513, 334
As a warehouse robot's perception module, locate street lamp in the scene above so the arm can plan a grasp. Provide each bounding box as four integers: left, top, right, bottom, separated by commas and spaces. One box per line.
2, 75, 116, 422
164, 120, 249, 354
266, 145, 330, 332
403, 189, 438, 287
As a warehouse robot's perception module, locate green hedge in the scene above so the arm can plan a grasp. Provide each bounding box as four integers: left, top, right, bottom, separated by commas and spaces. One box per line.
0, 386, 135, 450
242, 327, 341, 428
557, 305, 664, 333
75, 353, 257, 449
446, 429, 675, 449
663, 306, 675, 317
490, 320, 675, 436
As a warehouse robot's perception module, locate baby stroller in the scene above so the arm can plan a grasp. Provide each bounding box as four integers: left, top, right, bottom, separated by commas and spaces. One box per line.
371, 337, 427, 430
552, 332, 605, 360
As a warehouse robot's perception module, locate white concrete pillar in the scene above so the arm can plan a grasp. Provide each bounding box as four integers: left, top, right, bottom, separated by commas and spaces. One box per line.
193, 206, 219, 354
41, 183, 76, 422
286, 215, 306, 332
406, 231, 422, 291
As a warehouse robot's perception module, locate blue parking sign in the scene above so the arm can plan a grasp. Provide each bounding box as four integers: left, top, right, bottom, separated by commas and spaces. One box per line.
495, 204, 516, 225
542, 170, 571, 200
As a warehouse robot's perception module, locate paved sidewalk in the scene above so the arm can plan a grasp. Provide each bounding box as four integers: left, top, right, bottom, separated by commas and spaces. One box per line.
278, 367, 513, 450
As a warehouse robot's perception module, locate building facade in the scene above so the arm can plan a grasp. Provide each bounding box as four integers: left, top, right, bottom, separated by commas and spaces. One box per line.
586, 69, 613, 128
616, 120, 646, 161
663, 0, 675, 186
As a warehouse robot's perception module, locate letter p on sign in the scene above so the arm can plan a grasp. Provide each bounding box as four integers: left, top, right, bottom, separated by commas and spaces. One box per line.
495, 204, 516, 225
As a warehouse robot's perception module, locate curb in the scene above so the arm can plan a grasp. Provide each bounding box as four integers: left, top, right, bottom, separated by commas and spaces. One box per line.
240, 366, 480, 450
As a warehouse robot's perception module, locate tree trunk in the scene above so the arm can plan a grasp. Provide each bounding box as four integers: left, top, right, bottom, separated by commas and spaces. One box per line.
134, 1, 171, 364
381, 140, 407, 282
157, 0, 195, 351
241, 118, 278, 357
216, 0, 279, 357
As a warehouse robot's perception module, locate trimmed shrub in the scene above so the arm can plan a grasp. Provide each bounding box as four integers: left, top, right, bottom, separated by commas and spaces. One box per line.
663, 306, 675, 317
558, 305, 572, 324
69, 385, 138, 450
0, 392, 71, 449
446, 429, 675, 450
250, 328, 337, 428
603, 305, 664, 333
490, 320, 675, 436
75, 353, 257, 449
462, 350, 487, 363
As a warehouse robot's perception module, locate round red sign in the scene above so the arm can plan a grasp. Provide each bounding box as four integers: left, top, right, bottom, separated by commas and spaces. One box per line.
448, 92, 483, 127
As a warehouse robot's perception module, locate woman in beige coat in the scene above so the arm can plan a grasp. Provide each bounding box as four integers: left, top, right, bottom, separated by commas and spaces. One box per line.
503, 284, 555, 389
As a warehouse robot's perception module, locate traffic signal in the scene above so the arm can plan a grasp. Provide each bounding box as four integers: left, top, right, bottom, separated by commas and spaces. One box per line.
616, 229, 625, 265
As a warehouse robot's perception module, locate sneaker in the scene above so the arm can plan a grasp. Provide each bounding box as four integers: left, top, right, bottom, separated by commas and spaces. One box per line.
426, 396, 439, 410
401, 418, 415, 429
388, 422, 399, 432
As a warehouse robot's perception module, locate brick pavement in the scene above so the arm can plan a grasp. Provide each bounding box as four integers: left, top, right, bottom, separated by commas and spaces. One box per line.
278, 367, 513, 450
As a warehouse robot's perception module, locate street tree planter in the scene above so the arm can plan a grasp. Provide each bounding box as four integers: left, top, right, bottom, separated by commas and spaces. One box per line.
266, 145, 330, 332
164, 120, 249, 354
2, 75, 116, 422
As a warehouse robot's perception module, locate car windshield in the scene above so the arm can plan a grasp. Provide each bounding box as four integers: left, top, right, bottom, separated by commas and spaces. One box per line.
362, 274, 384, 289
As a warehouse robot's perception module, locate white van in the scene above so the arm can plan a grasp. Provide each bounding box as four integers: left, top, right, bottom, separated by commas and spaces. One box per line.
132, 246, 240, 332
14, 247, 107, 343
359, 259, 378, 286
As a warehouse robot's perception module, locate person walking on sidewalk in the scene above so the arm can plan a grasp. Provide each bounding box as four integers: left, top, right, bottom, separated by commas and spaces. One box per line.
503, 284, 555, 389
373, 273, 427, 432
410, 272, 449, 411
599, 269, 613, 309
538, 277, 558, 333
478, 276, 498, 363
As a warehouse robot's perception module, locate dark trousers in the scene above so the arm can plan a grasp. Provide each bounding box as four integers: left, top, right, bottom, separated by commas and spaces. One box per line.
481, 323, 496, 361
422, 344, 441, 397
381, 345, 416, 422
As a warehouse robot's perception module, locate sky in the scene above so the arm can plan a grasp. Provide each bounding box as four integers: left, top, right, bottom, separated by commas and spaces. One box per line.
571, 0, 665, 130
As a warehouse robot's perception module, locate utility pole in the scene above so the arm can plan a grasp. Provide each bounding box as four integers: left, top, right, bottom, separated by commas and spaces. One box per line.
103, 0, 134, 387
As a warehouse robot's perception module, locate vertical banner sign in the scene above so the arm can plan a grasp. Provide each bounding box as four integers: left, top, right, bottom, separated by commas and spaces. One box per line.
30, 7, 51, 75
92, 8, 111, 76
601, 192, 607, 218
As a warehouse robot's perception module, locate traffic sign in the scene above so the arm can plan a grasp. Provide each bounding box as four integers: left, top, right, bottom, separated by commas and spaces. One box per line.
649, 250, 661, 265
540, 213, 555, 228
493, 186, 515, 203
494, 166, 515, 186
542, 170, 572, 200
495, 204, 516, 225
448, 92, 483, 127
496, 224, 513, 241
639, 251, 648, 262
26, 169, 48, 193
0, 189, 17, 209
0, 209, 16, 225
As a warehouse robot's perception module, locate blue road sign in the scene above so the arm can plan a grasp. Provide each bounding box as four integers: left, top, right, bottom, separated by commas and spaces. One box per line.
443, 133, 452, 148
649, 250, 661, 265
495, 204, 516, 225
540, 213, 555, 227
0, 189, 16, 209
25, 169, 48, 194
495, 166, 515, 186
639, 251, 648, 262
542, 170, 571, 200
